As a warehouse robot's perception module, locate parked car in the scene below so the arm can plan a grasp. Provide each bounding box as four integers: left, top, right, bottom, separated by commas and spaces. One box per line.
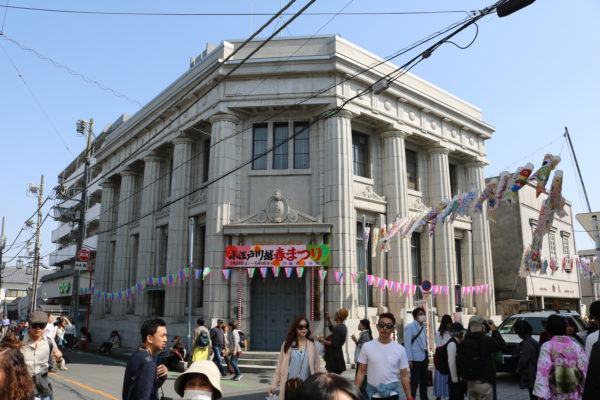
496, 310, 587, 373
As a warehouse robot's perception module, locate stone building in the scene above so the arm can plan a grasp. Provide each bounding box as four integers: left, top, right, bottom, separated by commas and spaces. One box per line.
488, 179, 581, 317
92, 35, 495, 350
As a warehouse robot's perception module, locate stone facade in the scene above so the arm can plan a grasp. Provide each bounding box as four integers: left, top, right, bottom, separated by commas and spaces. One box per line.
488, 179, 581, 317
91, 36, 495, 350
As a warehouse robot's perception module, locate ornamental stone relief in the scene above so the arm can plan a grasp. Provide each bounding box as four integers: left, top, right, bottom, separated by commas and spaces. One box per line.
355, 186, 385, 202
236, 190, 319, 224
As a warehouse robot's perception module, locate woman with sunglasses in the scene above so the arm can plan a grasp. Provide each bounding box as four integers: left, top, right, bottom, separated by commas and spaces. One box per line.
268, 316, 321, 400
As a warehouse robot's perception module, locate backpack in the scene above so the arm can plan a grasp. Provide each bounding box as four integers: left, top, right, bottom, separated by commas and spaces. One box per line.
434, 338, 454, 375
194, 330, 210, 348
456, 334, 484, 381
238, 331, 247, 349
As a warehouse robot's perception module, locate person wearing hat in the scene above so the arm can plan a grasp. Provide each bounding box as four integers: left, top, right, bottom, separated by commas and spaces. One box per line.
456, 315, 505, 400
174, 360, 223, 400
318, 307, 348, 374
446, 322, 466, 400
20, 311, 64, 400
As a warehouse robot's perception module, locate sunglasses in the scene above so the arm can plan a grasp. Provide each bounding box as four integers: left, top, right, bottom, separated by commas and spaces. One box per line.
377, 322, 394, 330
31, 323, 46, 329
297, 324, 309, 329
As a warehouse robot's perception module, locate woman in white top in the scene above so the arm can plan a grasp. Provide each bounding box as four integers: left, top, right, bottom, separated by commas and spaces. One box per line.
228, 320, 243, 381
433, 314, 453, 400
351, 319, 373, 365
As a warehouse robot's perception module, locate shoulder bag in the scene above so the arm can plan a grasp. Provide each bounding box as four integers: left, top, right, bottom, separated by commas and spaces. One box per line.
285, 346, 307, 400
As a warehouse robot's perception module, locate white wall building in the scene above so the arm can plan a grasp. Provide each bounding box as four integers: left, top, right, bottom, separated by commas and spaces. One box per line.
92, 35, 496, 350
488, 179, 581, 317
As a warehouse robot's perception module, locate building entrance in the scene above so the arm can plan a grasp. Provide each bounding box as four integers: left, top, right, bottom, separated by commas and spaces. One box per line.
250, 274, 305, 350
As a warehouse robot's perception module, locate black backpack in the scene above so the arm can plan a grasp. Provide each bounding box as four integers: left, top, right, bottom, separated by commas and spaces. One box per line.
194, 330, 210, 348
239, 331, 247, 349
434, 338, 455, 375
456, 333, 484, 380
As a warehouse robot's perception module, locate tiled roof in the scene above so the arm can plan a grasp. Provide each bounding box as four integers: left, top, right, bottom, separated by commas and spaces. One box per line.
1, 267, 55, 284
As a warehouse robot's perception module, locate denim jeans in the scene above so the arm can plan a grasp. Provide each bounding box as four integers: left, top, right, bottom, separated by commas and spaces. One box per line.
230, 353, 241, 377
212, 345, 227, 375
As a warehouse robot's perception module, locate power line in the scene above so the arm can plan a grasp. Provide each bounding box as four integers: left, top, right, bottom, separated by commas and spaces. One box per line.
0, 41, 75, 157
92, 3, 507, 237
0, 0, 9, 32
0, 5, 469, 17
59, 10, 477, 227
2, 213, 50, 265
0, 32, 142, 106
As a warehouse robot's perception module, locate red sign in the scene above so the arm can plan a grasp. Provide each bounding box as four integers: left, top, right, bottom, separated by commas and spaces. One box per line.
78, 248, 91, 261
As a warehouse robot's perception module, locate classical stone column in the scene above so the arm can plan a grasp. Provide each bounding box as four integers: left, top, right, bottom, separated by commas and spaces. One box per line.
323, 110, 356, 315
204, 113, 239, 323
467, 161, 496, 316
428, 146, 456, 315
135, 155, 162, 316
112, 170, 138, 316
462, 230, 474, 310
380, 130, 412, 317
93, 180, 116, 316
165, 137, 195, 317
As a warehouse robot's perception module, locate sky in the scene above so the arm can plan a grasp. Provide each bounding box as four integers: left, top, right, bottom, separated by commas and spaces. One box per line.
0, 0, 598, 268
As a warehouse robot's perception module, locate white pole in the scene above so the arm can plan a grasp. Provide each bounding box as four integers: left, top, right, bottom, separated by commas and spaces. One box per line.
187, 217, 195, 353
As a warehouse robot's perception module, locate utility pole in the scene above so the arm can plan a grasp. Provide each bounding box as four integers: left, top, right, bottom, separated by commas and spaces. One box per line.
30, 175, 44, 314
71, 119, 94, 327
0, 217, 5, 314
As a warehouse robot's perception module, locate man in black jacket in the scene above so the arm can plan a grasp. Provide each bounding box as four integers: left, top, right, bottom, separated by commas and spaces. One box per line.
456, 315, 505, 400
515, 320, 540, 400
122, 319, 169, 400
210, 319, 228, 376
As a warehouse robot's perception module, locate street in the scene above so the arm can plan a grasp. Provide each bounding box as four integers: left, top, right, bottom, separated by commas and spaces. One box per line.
50, 350, 532, 400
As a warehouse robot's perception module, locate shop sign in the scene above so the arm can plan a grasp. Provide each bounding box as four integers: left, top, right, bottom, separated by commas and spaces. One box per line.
59, 282, 71, 294
224, 245, 330, 268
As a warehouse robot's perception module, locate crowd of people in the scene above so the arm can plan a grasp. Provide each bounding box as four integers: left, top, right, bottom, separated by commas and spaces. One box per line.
3, 301, 600, 400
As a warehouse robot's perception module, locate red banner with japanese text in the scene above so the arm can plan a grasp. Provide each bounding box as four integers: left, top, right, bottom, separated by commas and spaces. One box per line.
224, 245, 330, 268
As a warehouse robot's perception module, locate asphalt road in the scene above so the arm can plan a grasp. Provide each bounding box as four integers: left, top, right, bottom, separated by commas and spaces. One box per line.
49, 351, 531, 400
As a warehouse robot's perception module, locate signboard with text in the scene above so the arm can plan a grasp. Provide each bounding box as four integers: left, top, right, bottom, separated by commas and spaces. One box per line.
224, 245, 330, 268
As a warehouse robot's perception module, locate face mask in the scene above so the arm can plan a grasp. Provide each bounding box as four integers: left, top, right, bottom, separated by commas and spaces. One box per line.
418, 315, 426, 323
183, 390, 213, 400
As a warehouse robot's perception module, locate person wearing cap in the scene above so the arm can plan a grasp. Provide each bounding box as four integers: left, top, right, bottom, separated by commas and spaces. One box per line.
456, 315, 505, 400
173, 360, 223, 400
210, 319, 228, 377
446, 322, 466, 400
20, 311, 64, 400
585, 300, 600, 358
318, 307, 348, 374
122, 318, 169, 400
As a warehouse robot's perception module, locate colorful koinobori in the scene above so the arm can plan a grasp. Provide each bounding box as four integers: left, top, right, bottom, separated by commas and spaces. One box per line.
376, 154, 562, 254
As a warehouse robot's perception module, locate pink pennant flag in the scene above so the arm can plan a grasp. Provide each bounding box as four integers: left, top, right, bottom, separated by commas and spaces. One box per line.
284, 267, 294, 278
296, 267, 305, 278
393, 282, 399, 293
381, 279, 388, 291
247, 268, 256, 279
367, 275, 374, 286
484, 284, 489, 292
351, 273, 356, 283
334, 271, 344, 284
260, 267, 269, 279
318, 270, 327, 281
412, 285, 417, 294
271, 267, 280, 277
222, 269, 231, 280
374, 277, 381, 288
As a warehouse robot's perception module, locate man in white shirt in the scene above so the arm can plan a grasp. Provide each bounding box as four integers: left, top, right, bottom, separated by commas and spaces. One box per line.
585, 301, 600, 358
355, 312, 413, 400
44, 313, 56, 339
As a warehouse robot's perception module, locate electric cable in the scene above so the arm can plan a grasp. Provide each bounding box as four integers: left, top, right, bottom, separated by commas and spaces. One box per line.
0, 5, 470, 17
2, 213, 51, 265
0, 32, 142, 106
0, 0, 9, 32
58, 9, 485, 233
0, 41, 75, 157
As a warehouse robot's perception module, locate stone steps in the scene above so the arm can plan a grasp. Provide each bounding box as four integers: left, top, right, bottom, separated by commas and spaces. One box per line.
238, 351, 279, 375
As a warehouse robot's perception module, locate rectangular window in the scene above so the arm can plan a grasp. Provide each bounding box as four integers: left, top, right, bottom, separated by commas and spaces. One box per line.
455, 238, 462, 285
5, 289, 27, 297
202, 139, 210, 182
449, 163, 458, 196
562, 235, 569, 257
352, 132, 369, 178
411, 232, 423, 299
549, 233, 557, 260
273, 123, 289, 169
293, 122, 310, 169
192, 222, 206, 307
252, 124, 268, 170
406, 149, 418, 190
356, 222, 373, 307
